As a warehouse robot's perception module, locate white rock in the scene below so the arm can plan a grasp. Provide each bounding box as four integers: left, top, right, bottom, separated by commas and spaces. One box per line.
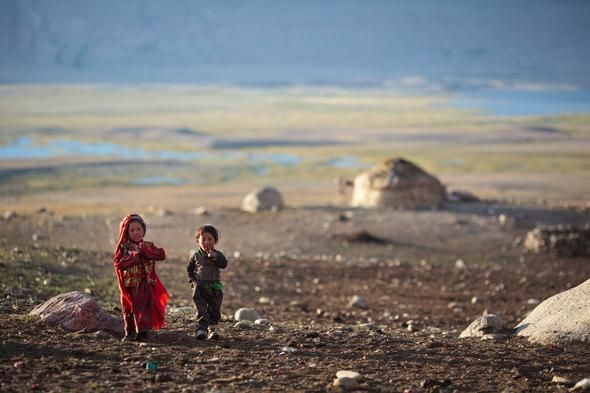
29, 291, 123, 333
193, 206, 208, 215
233, 251, 241, 258
571, 378, 590, 391
515, 278, 590, 344
460, 311, 506, 338
333, 371, 362, 389
254, 319, 270, 325
233, 321, 251, 329
348, 295, 368, 309
336, 370, 361, 380
551, 376, 572, 385
3, 211, 16, 220
241, 187, 284, 213
258, 297, 272, 305
526, 298, 541, 306
455, 259, 466, 269
234, 307, 261, 322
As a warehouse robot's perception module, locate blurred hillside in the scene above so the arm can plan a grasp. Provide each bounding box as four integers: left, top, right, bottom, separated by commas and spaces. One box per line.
1, 0, 589, 88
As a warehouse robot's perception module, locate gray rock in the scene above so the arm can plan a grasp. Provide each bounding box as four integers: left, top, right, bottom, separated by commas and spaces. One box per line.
241, 187, 284, 213
348, 295, 368, 309
3, 211, 16, 220
460, 311, 506, 338
515, 278, 590, 344
29, 291, 123, 334
234, 307, 261, 322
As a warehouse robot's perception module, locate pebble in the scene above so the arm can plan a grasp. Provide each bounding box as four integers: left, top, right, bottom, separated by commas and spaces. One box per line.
193, 206, 208, 215
233, 251, 241, 258
333, 370, 361, 390
455, 259, 466, 269
348, 295, 368, 309
233, 321, 251, 329
258, 297, 272, 305
551, 376, 572, 385
526, 298, 541, 306
254, 318, 270, 325
234, 307, 261, 322
3, 211, 17, 220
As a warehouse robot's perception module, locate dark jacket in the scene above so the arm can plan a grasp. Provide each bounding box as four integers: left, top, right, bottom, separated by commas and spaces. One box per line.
187, 248, 228, 282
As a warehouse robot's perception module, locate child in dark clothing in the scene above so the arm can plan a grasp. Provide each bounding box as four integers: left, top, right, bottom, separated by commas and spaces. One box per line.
186, 225, 228, 340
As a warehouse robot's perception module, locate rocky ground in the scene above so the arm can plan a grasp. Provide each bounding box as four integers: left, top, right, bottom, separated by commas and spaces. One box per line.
1, 200, 590, 392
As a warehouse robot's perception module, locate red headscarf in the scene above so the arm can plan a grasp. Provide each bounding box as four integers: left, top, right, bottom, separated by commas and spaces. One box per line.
113, 213, 168, 330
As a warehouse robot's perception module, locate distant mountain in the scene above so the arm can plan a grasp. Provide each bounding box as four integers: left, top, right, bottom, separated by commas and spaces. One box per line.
1, 0, 589, 89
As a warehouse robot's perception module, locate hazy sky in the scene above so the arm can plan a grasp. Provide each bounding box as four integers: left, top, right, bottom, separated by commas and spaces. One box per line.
1, 0, 589, 88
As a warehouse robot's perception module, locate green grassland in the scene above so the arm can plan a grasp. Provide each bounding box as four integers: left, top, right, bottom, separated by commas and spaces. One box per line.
1, 85, 589, 200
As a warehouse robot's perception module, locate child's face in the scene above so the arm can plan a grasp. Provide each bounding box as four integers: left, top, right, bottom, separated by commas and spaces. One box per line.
198, 232, 216, 251
128, 221, 145, 243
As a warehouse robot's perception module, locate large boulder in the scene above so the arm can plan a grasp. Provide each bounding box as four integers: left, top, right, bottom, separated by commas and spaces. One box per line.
241, 187, 284, 212
351, 158, 446, 209
29, 291, 123, 334
514, 278, 590, 344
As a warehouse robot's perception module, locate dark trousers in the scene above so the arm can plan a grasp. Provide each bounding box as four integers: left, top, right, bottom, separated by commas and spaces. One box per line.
192, 281, 223, 330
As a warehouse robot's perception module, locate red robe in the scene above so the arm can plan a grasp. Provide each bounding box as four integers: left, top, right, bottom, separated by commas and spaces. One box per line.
113, 214, 168, 332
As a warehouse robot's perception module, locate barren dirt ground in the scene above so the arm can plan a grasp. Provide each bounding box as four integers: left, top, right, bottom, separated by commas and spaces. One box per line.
1, 196, 590, 392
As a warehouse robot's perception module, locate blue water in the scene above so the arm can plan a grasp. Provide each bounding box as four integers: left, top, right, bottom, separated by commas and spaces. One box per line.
133, 176, 185, 186
324, 157, 364, 169
452, 90, 590, 116
0, 136, 210, 160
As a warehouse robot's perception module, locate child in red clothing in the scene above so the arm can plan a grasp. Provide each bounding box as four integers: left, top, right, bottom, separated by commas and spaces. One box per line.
113, 214, 169, 342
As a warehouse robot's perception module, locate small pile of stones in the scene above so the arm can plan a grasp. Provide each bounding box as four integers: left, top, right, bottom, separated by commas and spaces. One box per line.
524, 224, 590, 257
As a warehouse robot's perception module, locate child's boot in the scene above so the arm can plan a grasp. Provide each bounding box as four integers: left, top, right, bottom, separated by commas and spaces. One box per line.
196, 328, 207, 340
207, 325, 219, 340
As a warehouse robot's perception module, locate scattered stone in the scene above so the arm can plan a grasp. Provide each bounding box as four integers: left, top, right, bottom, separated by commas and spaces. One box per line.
571, 378, 590, 391
460, 311, 507, 338
3, 211, 16, 220
241, 187, 284, 213
455, 259, 466, 269
351, 158, 446, 209
515, 278, 590, 344
233, 251, 241, 259
234, 307, 261, 322
29, 291, 123, 333
32, 233, 40, 242
526, 298, 540, 306
551, 376, 573, 386
524, 224, 590, 256
498, 214, 508, 225
254, 318, 270, 325
333, 370, 362, 390
348, 295, 368, 309
233, 321, 251, 329
258, 297, 272, 305
193, 206, 208, 215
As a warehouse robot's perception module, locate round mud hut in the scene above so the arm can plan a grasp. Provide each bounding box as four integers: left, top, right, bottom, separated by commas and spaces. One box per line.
351, 158, 446, 209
